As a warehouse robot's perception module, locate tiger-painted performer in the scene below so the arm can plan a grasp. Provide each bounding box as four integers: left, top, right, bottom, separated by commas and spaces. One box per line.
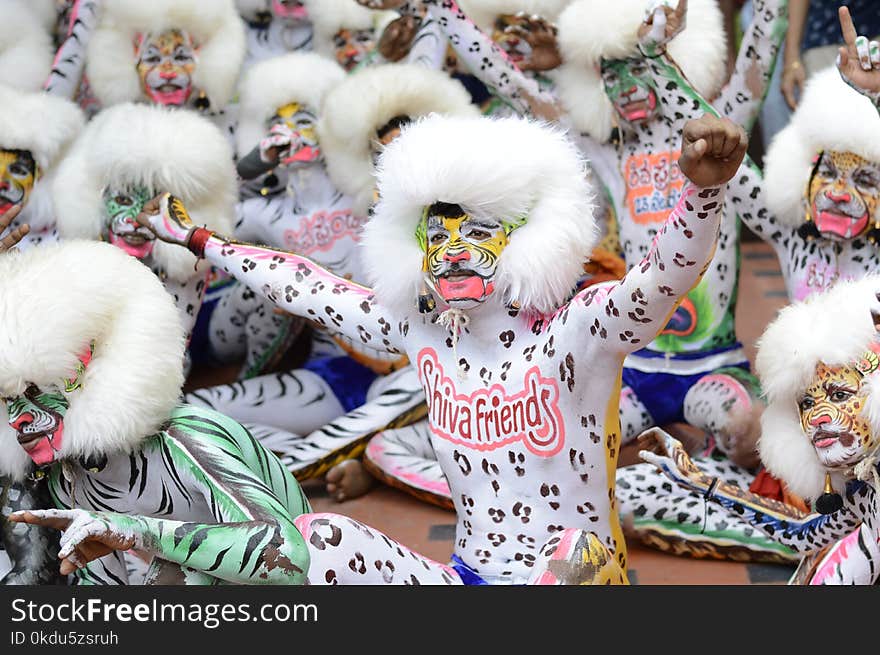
308, 0, 402, 73
614, 4, 880, 567
190, 61, 476, 502
137, 112, 743, 584
0, 85, 84, 252
642, 274, 880, 585
52, 103, 235, 373
237, 0, 313, 70
0, 241, 311, 585
43, 0, 103, 115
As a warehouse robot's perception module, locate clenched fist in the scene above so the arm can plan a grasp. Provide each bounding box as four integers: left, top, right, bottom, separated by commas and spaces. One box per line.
678, 114, 748, 188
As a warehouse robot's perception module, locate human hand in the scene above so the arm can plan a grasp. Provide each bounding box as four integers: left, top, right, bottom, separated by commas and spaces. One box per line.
837, 6, 880, 105
501, 13, 562, 72
637, 427, 706, 489
0, 204, 28, 254
135, 193, 195, 247
378, 14, 422, 62
638, 0, 687, 53
678, 113, 748, 188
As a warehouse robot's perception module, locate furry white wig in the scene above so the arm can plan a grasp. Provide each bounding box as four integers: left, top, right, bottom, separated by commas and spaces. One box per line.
363, 114, 597, 316
0, 0, 54, 91
319, 63, 480, 216
52, 103, 236, 283
0, 240, 186, 481
236, 52, 346, 157
86, 0, 246, 109
552, 0, 725, 141
764, 67, 880, 230
755, 275, 880, 499
306, 0, 397, 57
458, 0, 570, 31
236, 0, 270, 22
0, 84, 85, 232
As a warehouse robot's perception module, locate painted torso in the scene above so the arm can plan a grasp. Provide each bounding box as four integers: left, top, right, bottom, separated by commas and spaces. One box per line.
243, 20, 313, 70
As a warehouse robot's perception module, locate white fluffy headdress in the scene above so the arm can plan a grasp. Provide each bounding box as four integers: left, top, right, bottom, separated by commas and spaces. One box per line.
319, 63, 480, 216
764, 67, 880, 230
306, 0, 397, 57
552, 0, 726, 141
86, 0, 246, 109
0, 241, 186, 481
458, 0, 570, 30
0, 84, 85, 232
52, 103, 236, 283
236, 0, 270, 22
0, 0, 54, 91
363, 114, 597, 316
236, 52, 346, 157
755, 275, 880, 499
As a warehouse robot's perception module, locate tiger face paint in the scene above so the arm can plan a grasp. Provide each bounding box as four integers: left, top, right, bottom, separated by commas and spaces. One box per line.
4, 346, 92, 466
416, 203, 522, 309
798, 351, 879, 469
0, 149, 36, 213
600, 57, 659, 124
333, 28, 375, 71
270, 102, 321, 164
103, 186, 156, 260
136, 29, 198, 107
491, 14, 533, 65
807, 151, 880, 241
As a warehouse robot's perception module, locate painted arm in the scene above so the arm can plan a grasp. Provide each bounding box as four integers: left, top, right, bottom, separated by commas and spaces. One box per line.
837, 6, 880, 115
417, 0, 560, 119
44, 0, 103, 99
162, 266, 209, 346
712, 0, 788, 130
404, 10, 447, 69
571, 114, 744, 354
15, 408, 312, 585
639, 428, 868, 552
137, 194, 406, 356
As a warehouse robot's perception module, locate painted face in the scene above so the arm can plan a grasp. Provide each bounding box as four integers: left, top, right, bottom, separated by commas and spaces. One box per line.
333, 28, 375, 71
417, 203, 522, 309
491, 14, 533, 65
0, 149, 36, 213
270, 102, 321, 164
4, 346, 91, 466
136, 29, 198, 106
798, 358, 877, 469
272, 0, 308, 22
807, 150, 880, 241
370, 115, 410, 169
102, 186, 156, 259
600, 57, 659, 124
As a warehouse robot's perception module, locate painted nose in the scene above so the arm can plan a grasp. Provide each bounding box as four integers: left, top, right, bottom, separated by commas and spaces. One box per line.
10, 412, 34, 432
159, 70, 178, 80
826, 190, 852, 204
0, 180, 9, 190
444, 250, 471, 263
809, 413, 832, 428
625, 85, 638, 95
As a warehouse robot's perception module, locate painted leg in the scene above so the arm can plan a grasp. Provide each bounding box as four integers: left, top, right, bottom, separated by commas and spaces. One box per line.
789, 524, 880, 585
184, 369, 346, 435
619, 383, 654, 446
617, 459, 799, 564
207, 281, 252, 364
1, 477, 65, 585
528, 528, 629, 585
683, 368, 763, 465
240, 303, 305, 379
363, 419, 453, 509
293, 513, 462, 585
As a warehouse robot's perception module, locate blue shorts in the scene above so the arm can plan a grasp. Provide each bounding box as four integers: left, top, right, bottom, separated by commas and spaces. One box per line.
621, 346, 752, 426
301, 355, 378, 413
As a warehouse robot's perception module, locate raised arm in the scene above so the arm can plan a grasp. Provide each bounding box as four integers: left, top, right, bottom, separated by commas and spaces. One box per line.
639, 428, 868, 552
571, 114, 745, 354
44, 0, 103, 99
13, 407, 312, 585
712, 0, 788, 129
837, 6, 880, 115
137, 194, 406, 356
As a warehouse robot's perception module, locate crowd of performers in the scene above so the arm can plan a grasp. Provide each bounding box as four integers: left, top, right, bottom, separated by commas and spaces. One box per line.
0, 0, 879, 586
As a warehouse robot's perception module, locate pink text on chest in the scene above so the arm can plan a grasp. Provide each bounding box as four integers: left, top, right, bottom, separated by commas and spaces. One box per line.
417, 348, 565, 457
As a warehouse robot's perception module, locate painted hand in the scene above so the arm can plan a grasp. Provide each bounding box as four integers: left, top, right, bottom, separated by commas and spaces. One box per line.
503, 13, 562, 72
135, 193, 195, 247
678, 113, 747, 188
0, 204, 28, 254
637, 426, 705, 490
379, 14, 422, 62
837, 6, 880, 106
9, 509, 136, 576
637, 0, 687, 54
259, 123, 297, 164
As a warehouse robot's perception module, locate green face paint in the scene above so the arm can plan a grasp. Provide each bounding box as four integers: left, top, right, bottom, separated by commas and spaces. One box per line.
102, 186, 157, 259
600, 57, 659, 124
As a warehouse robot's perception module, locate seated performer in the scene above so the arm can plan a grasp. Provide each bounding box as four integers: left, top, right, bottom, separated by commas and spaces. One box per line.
1, 240, 311, 585
137, 112, 745, 584
0, 84, 84, 251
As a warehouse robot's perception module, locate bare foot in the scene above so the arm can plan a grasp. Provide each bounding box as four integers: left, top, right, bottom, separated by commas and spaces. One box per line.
325, 459, 375, 502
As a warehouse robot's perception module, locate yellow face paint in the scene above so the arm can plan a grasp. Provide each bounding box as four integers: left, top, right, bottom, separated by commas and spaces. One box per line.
808, 150, 880, 240
798, 360, 876, 469
491, 14, 533, 64
333, 28, 374, 71
0, 149, 36, 212
136, 29, 197, 106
